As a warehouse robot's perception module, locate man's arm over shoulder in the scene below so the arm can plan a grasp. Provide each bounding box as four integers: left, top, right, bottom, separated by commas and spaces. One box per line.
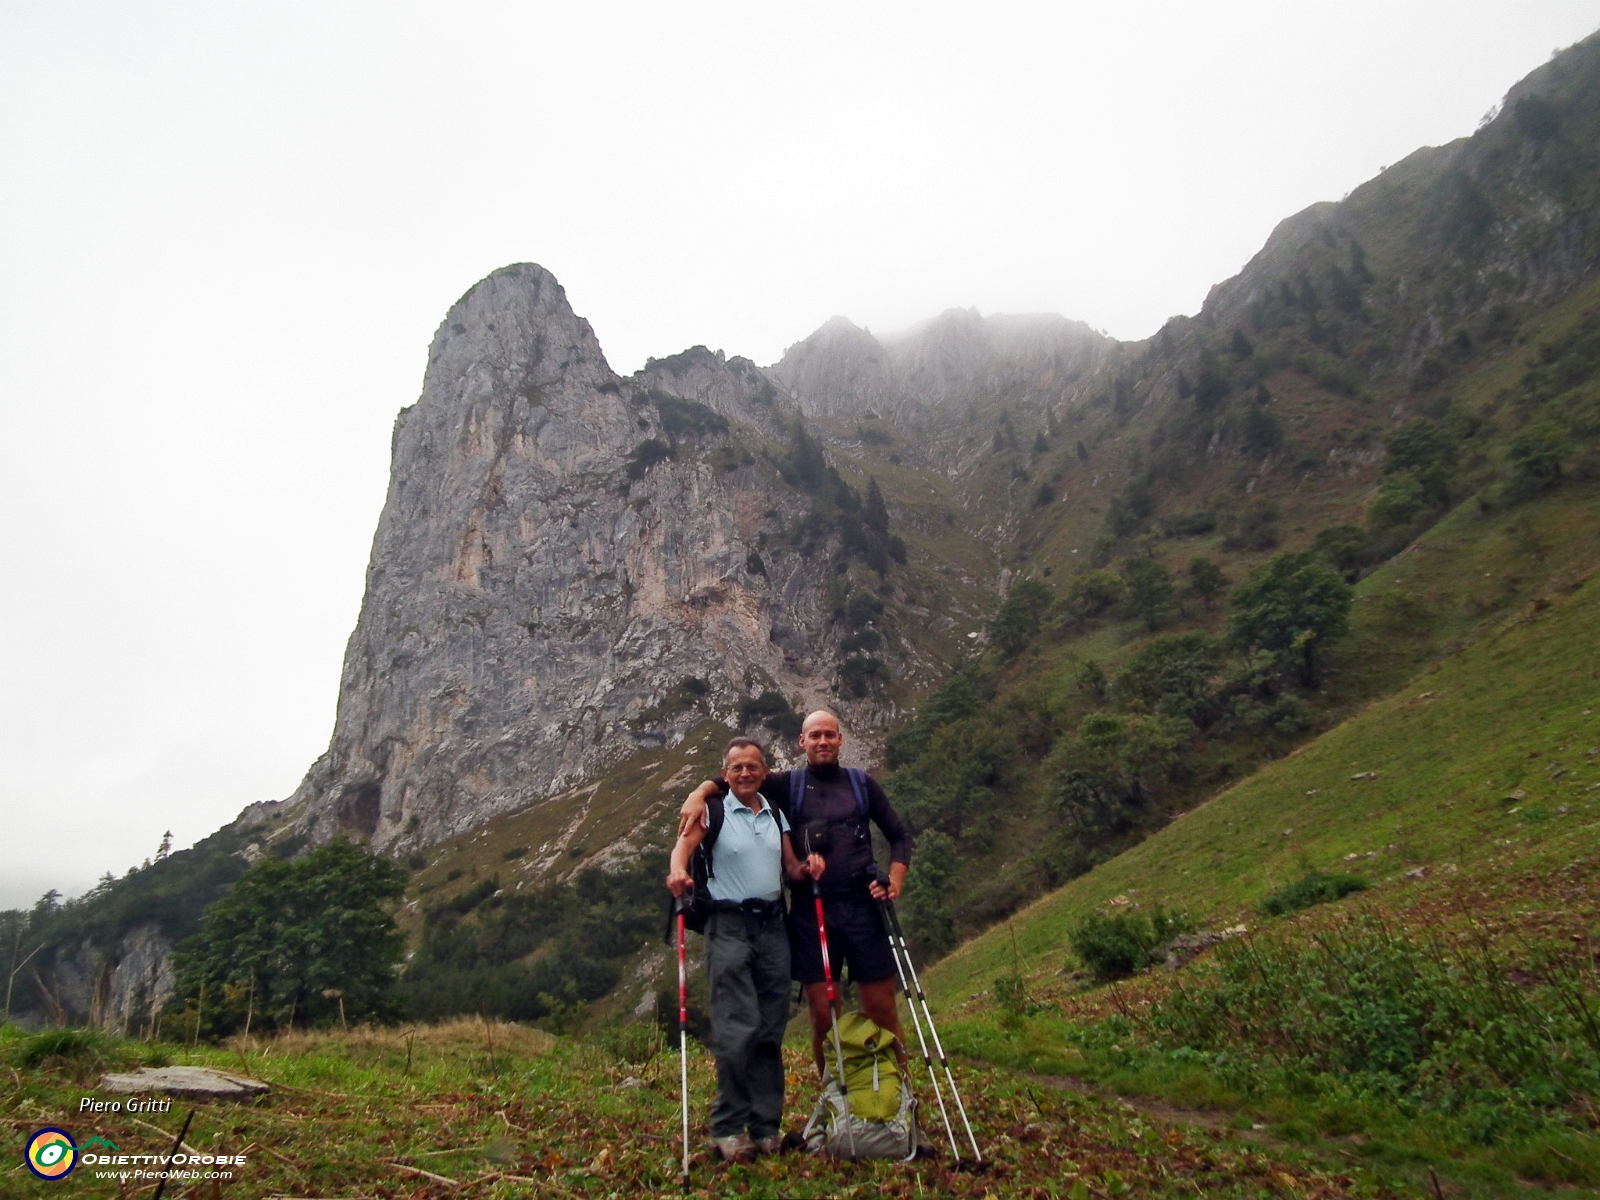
677, 778, 722, 839
864, 774, 913, 867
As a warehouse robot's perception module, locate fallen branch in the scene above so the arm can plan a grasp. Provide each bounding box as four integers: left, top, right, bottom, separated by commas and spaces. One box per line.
383, 1161, 460, 1187
126, 1116, 200, 1158
259, 1144, 309, 1170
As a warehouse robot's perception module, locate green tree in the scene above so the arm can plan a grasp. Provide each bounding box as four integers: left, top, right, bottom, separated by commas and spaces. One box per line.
1119, 556, 1175, 631
1310, 525, 1369, 581
1229, 551, 1353, 687
1230, 329, 1255, 360
1111, 633, 1222, 724
1368, 473, 1427, 529
1193, 352, 1229, 411
1507, 421, 1565, 494
1185, 556, 1227, 608
176, 839, 407, 1034
989, 578, 1054, 656
898, 830, 957, 960
1073, 712, 1190, 803
1061, 570, 1125, 620
864, 477, 890, 534
783, 417, 828, 490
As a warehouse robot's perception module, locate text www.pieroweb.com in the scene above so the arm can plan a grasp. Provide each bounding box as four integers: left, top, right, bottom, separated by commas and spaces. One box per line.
86, 1151, 243, 1182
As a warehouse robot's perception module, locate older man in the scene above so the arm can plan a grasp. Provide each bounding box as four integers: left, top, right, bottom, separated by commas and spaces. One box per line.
681, 710, 914, 1079
667, 737, 824, 1162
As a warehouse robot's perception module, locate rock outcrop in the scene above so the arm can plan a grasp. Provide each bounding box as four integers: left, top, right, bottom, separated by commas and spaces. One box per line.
285, 265, 860, 852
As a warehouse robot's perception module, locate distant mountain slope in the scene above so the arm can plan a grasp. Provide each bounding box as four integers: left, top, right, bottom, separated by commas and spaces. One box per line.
922, 479, 1600, 1006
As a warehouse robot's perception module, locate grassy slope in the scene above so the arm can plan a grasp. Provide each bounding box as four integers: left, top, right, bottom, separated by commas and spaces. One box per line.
924, 482, 1600, 1007
2, 1021, 1378, 1199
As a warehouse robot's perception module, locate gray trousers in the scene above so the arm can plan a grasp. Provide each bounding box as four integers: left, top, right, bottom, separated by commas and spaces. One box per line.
705, 908, 791, 1138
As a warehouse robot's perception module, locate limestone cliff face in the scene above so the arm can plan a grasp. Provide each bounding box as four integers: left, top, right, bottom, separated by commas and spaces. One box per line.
287, 265, 848, 852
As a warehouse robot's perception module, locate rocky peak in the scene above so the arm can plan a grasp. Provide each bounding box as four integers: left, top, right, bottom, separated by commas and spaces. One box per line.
769, 316, 897, 419
283, 266, 856, 853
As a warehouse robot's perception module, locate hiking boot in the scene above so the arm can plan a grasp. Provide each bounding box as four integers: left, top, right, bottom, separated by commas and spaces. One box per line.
709, 1132, 754, 1163
752, 1133, 784, 1156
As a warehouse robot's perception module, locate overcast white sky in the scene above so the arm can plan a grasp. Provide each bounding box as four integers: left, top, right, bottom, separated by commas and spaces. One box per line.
4, 1, 1598, 910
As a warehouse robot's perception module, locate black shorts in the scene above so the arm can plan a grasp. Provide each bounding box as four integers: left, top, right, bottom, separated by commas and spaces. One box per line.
787, 891, 897, 986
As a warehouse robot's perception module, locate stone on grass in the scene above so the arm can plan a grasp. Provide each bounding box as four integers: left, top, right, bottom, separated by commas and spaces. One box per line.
99, 1066, 269, 1099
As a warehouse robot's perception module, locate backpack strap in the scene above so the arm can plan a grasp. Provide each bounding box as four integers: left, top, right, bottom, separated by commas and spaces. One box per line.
702, 796, 726, 878
844, 767, 869, 817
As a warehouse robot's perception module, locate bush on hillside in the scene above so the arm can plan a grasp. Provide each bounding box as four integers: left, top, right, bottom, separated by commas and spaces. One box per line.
1259, 871, 1369, 917
737, 690, 802, 740
1118, 557, 1175, 632
1149, 914, 1600, 1127
1057, 570, 1125, 623
989, 578, 1054, 656
1111, 633, 1224, 725
1069, 908, 1191, 982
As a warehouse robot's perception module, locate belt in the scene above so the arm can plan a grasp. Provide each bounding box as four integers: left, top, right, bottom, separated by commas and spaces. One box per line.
710, 897, 783, 918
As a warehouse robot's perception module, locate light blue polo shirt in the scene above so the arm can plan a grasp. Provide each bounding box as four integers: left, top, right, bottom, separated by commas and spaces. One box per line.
705, 793, 789, 903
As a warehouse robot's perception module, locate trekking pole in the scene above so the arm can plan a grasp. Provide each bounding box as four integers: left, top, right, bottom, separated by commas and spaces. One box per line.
806, 832, 848, 1082
882, 898, 983, 1165
875, 872, 958, 1162
674, 892, 691, 1190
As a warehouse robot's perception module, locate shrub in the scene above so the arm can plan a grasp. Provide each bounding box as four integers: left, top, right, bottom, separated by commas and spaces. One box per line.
624, 438, 674, 480
1224, 498, 1281, 551
839, 654, 890, 697
654, 394, 728, 439
1111, 633, 1222, 724
1069, 909, 1191, 981
841, 629, 883, 654
1185, 556, 1227, 606
1259, 871, 1368, 917
843, 590, 884, 629
737, 691, 801, 740
1148, 914, 1600, 1124
1118, 557, 1175, 631
1061, 570, 1125, 620
14, 1028, 113, 1068
1163, 511, 1217, 538
1368, 473, 1428, 528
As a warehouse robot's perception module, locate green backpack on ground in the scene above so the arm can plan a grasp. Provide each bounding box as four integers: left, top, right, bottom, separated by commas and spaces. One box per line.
837, 1011, 902, 1121
802, 1012, 920, 1159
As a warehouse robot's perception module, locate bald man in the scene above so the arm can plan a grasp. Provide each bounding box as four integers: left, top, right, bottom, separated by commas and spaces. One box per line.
681, 710, 914, 1078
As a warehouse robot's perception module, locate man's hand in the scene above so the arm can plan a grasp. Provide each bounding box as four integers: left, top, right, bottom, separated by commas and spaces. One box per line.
802, 853, 825, 881
677, 780, 718, 839
869, 862, 906, 902
666, 867, 694, 898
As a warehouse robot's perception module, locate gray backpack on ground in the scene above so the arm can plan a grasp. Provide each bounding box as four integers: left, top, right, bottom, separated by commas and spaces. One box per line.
801, 1012, 920, 1160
